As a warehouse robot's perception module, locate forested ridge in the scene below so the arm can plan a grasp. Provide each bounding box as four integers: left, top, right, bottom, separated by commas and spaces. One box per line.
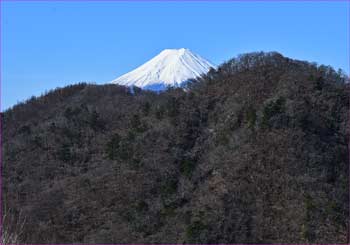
2, 52, 349, 243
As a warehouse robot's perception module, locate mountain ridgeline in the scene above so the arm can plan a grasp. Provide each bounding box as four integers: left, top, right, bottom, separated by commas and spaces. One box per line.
111, 48, 215, 90
2, 52, 349, 243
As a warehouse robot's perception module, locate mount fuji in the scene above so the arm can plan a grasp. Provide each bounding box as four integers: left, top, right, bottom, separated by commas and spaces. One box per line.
111, 48, 215, 91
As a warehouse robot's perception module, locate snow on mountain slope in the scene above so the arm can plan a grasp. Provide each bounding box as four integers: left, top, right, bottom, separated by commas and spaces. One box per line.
111, 48, 215, 90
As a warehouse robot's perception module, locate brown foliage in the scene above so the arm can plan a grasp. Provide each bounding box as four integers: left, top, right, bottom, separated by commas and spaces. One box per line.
2, 52, 349, 243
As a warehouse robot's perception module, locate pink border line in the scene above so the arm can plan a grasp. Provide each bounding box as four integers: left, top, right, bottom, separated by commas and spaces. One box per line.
347, 0, 350, 243
0, 0, 350, 2
1, 0, 3, 244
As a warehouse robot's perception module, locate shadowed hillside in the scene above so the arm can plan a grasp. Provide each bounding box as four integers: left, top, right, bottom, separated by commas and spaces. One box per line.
2, 52, 349, 243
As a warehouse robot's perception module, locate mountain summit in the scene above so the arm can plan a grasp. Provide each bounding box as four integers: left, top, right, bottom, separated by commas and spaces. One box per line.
111, 48, 215, 90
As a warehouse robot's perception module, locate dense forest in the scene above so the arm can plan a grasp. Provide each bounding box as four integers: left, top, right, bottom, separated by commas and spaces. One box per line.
2, 52, 349, 243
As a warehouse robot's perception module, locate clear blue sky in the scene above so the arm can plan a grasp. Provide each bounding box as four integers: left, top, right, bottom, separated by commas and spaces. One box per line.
1, 1, 349, 110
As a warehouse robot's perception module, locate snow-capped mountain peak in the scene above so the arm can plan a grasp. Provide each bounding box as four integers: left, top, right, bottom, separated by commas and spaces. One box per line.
111, 48, 215, 90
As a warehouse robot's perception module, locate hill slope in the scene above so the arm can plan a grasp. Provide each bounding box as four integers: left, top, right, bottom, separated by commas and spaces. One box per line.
2, 52, 349, 243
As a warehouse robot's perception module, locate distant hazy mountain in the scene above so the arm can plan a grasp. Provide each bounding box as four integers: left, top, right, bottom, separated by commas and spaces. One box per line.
111, 48, 215, 90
